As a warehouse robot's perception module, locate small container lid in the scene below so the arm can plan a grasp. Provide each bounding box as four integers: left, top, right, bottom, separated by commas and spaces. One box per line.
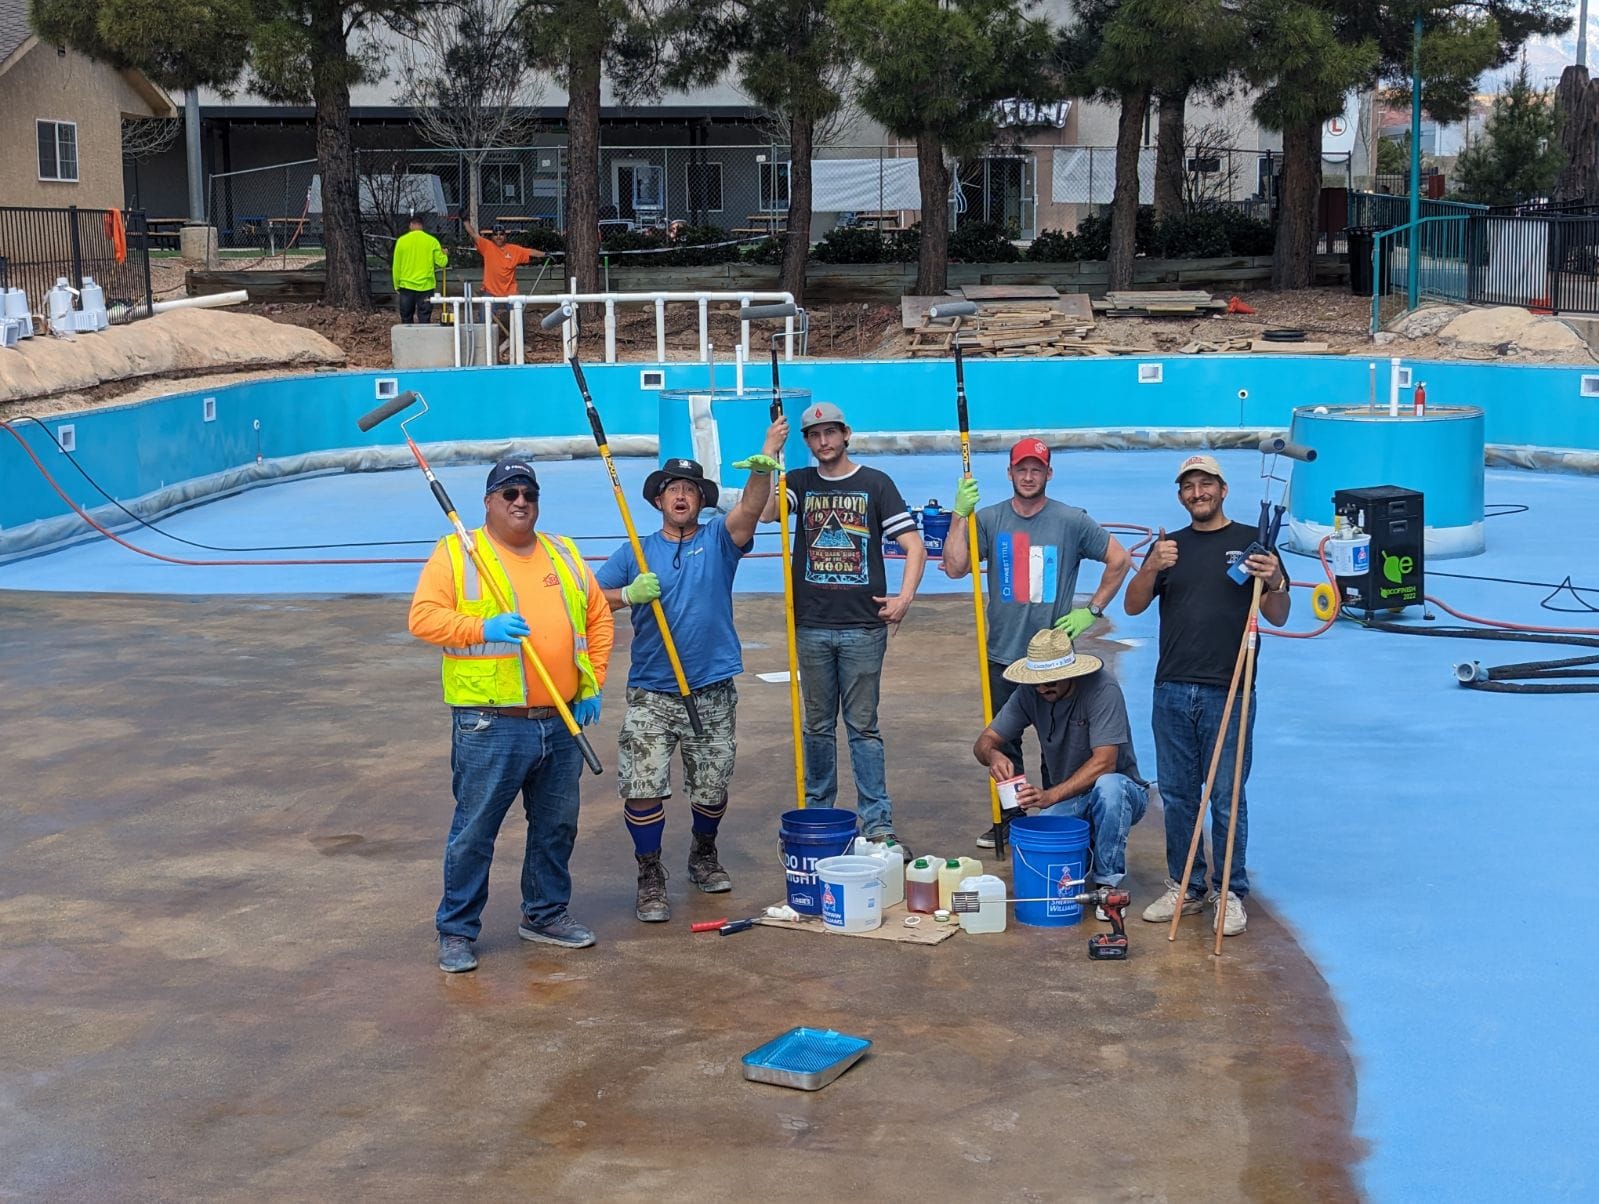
945, 858, 961, 868
913, 858, 930, 868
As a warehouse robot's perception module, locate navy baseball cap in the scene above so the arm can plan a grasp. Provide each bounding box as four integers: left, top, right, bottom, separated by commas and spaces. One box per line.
486, 457, 539, 494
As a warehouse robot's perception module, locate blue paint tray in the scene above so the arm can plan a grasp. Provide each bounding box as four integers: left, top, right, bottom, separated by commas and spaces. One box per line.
741, 1027, 871, 1090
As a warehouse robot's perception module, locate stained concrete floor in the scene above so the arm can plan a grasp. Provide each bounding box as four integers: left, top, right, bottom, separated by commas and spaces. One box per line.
0, 591, 1360, 1202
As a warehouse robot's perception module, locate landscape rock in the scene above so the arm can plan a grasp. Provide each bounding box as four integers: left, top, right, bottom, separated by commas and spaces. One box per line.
0, 309, 345, 404
1437, 305, 1587, 354
1389, 304, 1463, 339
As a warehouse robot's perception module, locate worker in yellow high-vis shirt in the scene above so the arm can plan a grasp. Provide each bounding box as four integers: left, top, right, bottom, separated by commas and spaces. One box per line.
392, 215, 448, 324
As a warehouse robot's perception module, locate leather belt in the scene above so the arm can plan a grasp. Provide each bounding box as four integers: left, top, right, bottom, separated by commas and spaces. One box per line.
462, 705, 561, 720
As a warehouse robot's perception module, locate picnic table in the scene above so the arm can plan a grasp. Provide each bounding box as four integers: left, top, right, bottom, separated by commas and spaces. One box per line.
143, 218, 186, 249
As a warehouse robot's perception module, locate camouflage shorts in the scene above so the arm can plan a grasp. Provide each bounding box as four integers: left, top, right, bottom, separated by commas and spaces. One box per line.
617, 680, 738, 803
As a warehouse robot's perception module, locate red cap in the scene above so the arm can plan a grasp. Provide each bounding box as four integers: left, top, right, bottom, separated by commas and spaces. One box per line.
1010, 437, 1051, 467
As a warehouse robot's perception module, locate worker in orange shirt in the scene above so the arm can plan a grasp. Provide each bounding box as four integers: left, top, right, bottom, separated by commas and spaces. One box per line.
409, 456, 613, 974
464, 222, 551, 360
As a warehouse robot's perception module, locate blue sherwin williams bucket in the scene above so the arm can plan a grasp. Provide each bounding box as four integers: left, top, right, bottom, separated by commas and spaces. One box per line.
920, 507, 953, 556
779, 808, 859, 915
1009, 814, 1090, 927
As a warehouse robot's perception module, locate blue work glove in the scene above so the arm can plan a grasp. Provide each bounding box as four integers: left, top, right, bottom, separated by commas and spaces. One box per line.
482, 612, 530, 644
953, 476, 980, 518
1054, 607, 1096, 640
572, 695, 602, 726
621, 571, 660, 606
733, 453, 780, 473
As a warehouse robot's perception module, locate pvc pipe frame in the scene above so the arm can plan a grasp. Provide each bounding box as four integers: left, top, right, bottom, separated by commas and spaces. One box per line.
430, 289, 798, 367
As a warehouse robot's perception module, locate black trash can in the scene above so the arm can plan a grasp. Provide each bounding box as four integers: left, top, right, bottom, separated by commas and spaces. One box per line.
1346, 226, 1393, 296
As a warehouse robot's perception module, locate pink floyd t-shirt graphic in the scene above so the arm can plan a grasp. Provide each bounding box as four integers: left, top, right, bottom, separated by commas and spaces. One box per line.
784, 465, 917, 628
804, 492, 872, 585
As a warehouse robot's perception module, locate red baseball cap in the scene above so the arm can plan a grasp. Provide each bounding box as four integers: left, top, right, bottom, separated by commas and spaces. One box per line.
1009, 437, 1051, 466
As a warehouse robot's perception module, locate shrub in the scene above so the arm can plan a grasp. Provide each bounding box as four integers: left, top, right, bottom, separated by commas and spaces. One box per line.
510, 227, 565, 254
743, 235, 788, 265
1025, 228, 1075, 261
947, 220, 1019, 263
813, 224, 894, 263
1149, 209, 1275, 259
595, 223, 741, 267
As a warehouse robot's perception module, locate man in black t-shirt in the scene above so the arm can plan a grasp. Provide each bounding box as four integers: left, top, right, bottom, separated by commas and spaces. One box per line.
764, 401, 926, 852
1123, 454, 1290, 937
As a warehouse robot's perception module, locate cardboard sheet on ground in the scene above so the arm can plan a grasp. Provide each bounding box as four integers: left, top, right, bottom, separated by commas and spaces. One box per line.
758, 901, 960, 944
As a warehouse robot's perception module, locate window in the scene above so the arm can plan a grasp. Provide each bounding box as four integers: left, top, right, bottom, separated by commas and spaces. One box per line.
760, 162, 790, 212
685, 161, 723, 213
38, 120, 78, 182
481, 163, 524, 205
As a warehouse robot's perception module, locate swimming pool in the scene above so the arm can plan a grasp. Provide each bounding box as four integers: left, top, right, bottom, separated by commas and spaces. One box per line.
4, 356, 1598, 1200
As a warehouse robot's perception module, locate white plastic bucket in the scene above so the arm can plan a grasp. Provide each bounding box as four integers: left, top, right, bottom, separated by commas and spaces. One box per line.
1328, 533, 1371, 578
815, 855, 886, 933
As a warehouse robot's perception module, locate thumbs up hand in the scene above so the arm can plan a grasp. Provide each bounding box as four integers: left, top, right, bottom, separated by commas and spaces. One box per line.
1147, 528, 1179, 572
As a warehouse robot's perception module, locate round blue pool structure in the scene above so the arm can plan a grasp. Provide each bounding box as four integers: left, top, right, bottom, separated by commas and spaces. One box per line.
4, 353, 1599, 1201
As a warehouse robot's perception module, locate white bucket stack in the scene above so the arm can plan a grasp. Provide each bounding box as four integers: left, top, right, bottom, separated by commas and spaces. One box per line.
1, 286, 33, 348
45, 277, 109, 335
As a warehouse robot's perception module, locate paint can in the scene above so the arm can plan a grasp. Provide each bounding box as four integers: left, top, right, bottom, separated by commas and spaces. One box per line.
815, 855, 886, 933
1328, 533, 1371, 578
1009, 814, 1090, 928
779, 808, 858, 916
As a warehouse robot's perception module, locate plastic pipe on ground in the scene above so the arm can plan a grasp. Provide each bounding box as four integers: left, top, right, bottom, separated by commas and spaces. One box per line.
150, 290, 249, 315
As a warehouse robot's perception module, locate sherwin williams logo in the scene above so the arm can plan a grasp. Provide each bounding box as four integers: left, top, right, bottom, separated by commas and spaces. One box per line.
1382, 552, 1414, 584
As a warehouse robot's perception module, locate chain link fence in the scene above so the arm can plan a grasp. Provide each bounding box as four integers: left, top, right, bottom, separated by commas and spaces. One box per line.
209, 142, 1293, 253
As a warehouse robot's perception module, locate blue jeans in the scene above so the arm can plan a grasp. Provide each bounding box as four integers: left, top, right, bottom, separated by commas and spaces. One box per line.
1152, 681, 1254, 898
436, 709, 584, 939
796, 625, 892, 835
1039, 772, 1148, 887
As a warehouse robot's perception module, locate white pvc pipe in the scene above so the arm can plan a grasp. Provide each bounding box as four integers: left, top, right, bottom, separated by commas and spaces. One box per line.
739, 293, 752, 358
698, 297, 709, 363
511, 301, 525, 366
151, 290, 248, 314
1389, 356, 1401, 418
735, 344, 745, 396
655, 297, 667, 363
605, 299, 616, 364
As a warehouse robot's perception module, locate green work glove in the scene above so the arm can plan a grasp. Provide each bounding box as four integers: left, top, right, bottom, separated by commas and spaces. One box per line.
622, 572, 660, 606
953, 476, 980, 518
733, 453, 780, 474
1055, 607, 1096, 640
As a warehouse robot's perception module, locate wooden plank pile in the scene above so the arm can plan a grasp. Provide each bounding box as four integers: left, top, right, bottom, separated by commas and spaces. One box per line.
1179, 335, 1339, 355
1095, 289, 1227, 317
909, 301, 1134, 358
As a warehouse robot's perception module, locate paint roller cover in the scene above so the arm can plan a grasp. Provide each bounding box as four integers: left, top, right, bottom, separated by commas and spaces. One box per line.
1259, 437, 1317, 462
357, 391, 419, 432
738, 302, 796, 320
929, 301, 978, 319
540, 305, 573, 329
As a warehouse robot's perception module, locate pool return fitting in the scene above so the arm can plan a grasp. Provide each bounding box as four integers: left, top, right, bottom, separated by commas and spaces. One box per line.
546, 303, 704, 737
928, 299, 1009, 855
355, 388, 604, 775
1168, 434, 1317, 955
740, 301, 809, 811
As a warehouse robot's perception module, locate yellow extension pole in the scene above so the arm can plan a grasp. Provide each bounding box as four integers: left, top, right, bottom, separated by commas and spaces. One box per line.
774, 435, 807, 811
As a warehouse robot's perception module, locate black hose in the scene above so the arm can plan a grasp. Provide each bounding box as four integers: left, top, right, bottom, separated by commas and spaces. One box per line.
1362, 619, 1599, 694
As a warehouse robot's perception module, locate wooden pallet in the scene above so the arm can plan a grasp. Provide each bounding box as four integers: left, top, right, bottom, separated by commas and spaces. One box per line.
1094, 289, 1228, 317
908, 300, 1111, 358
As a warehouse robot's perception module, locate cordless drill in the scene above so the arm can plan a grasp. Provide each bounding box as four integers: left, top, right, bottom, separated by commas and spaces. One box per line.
1072, 888, 1130, 960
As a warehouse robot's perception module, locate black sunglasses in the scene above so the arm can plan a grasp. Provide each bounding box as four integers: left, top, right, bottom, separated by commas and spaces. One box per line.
497, 486, 537, 503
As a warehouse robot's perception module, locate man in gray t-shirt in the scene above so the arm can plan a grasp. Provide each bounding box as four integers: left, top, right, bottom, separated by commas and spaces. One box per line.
943, 437, 1131, 848
972, 627, 1148, 889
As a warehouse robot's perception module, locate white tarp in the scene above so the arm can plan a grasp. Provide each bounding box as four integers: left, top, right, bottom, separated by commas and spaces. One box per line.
307, 174, 449, 216
1051, 147, 1156, 204
811, 158, 922, 212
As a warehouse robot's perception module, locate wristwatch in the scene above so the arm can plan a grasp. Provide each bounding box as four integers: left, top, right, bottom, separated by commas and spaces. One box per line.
1088, 602, 1105, 618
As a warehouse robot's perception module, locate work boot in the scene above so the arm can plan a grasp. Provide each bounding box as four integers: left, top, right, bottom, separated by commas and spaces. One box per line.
1141, 879, 1205, 923
635, 852, 671, 921
686, 832, 733, 893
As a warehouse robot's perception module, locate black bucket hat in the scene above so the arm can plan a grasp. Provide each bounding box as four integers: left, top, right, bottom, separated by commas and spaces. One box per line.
643, 458, 719, 510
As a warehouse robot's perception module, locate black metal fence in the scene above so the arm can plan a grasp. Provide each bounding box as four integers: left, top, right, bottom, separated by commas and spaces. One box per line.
1468, 213, 1599, 314
0, 205, 154, 321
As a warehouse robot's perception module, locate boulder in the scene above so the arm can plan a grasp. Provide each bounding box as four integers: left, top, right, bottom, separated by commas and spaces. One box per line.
1389, 304, 1463, 339
0, 308, 344, 405
1437, 305, 1586, 353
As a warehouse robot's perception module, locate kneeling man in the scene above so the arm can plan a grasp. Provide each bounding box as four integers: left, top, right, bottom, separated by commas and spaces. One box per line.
972, 627, 1148, 890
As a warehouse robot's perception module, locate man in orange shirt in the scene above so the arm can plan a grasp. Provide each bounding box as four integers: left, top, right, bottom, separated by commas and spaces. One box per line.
465, 222, 550, 359
409, 457, 613, 974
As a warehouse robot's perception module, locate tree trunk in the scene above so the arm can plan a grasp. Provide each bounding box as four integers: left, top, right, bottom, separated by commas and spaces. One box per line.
565, 33, 602, 301
781, 111, 814, 306
1153, 89, 1187, 220
1107, 87, 1150, 293
914, 133, 950, 297
310, 3, 369, 310
1554, 65, 1599, 204
1271, 119, 1322, 290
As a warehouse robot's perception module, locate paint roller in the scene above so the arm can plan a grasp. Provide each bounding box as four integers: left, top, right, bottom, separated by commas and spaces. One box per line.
540, 303, 574, 329
928, 301, 979, 320
354, 388, 604, 774
738, 300, 808, 810
1257, 437, 1318, 462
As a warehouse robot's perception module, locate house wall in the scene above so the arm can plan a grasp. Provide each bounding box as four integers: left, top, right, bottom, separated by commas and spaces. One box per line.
0, 42, 161, 209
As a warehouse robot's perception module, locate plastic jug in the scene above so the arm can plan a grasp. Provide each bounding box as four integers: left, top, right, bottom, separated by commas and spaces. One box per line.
956, 874, 1007, 934
905, 857, 940, 913
937, 857, 983, 912
851, 836, 905, 908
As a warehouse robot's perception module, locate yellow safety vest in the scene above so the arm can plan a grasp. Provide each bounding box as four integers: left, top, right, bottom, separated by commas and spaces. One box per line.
440, 529, 599, 707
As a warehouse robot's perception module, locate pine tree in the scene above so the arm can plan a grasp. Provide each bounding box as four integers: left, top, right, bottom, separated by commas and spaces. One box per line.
1452, 62, 1565, 206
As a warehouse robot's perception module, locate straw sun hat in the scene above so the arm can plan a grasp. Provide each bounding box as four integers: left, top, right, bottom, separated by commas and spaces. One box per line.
1001, 627, 1103, 685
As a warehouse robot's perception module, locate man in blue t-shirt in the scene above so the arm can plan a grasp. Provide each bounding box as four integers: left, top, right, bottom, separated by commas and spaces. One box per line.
595, 418, 787, 923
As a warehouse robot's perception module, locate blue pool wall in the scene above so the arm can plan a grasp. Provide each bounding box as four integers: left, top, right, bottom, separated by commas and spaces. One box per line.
6, 355, 1599, 535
